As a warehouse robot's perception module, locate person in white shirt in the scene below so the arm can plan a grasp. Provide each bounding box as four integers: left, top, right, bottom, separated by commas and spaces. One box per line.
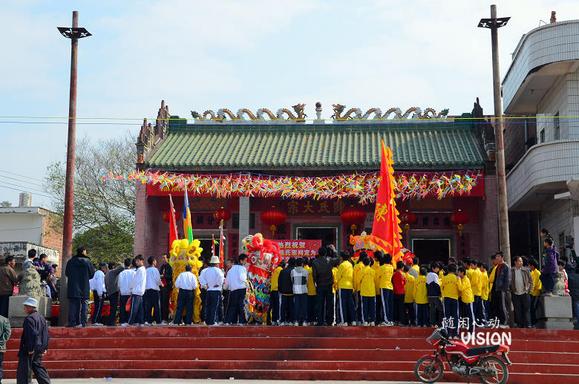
224, 254, 248, 324
117, 258, 134, 325
144, 256, 162, 325
128, 255, 147, 325
173, 265, 199, 325
89, 262, 108, 325
199, 256, 225, 325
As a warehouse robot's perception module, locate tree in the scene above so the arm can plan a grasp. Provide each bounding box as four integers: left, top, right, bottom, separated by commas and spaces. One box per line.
0, 201, 12, 207
45, 136, 136, 261
73, 224, 133, 264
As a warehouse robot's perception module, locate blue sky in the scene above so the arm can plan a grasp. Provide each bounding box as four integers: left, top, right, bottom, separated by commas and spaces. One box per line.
1, 0, 577, 207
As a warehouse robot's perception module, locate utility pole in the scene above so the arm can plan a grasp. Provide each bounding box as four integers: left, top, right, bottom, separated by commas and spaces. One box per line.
57, 11, 91, 325
478, 5, 511, 264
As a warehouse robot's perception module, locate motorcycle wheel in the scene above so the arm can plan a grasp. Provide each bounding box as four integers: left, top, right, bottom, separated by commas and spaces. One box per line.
414, 356, 444, 383
479, 355, 509, 384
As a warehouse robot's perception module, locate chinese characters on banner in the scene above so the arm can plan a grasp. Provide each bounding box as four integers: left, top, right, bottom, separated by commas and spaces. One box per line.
277, 240, 322, 260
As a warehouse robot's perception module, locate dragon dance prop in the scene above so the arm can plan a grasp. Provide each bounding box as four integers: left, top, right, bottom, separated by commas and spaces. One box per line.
102, 170, 482, 203
242, 233, 281, 324
169, 238, 203, 322
350, 232, 415, 264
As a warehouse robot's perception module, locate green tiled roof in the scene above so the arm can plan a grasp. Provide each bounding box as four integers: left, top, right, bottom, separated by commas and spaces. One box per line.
146, 120, 486, 171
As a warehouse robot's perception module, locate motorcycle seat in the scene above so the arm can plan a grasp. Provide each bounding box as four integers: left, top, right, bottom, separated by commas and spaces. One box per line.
465, 345, 500, 356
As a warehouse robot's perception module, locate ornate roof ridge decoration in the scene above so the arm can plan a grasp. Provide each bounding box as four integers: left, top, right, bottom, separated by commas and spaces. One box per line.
331, 105, 449, 121
137, 100, 170, 168
191, 103, 307, 123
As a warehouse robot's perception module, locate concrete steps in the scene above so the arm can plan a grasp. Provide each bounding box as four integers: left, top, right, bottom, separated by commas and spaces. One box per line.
4, 326, 579, 383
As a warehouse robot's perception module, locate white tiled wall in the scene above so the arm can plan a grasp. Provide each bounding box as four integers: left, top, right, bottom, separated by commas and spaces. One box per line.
503, 21, 579, 109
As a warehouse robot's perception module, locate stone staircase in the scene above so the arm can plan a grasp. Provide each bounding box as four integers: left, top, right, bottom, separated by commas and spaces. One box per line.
4, 326, 579, 383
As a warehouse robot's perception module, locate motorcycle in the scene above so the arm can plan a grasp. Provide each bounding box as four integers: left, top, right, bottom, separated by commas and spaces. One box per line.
414, 328, 511, 384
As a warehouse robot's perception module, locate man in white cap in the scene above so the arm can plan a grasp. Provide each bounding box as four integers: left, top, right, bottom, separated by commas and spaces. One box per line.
199, 256, 224, 326
17, 297, 50, 384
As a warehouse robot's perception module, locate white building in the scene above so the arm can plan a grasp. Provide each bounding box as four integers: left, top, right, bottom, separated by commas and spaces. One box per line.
0, 197, 62, 270
503, 17, 579, 259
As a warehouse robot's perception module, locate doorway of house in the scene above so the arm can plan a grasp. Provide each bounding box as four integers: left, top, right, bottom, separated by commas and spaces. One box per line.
295, 226, 339, 249
411, 238, 451, 266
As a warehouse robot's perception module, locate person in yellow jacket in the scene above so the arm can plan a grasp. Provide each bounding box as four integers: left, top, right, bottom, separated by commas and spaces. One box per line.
331, 259, 339, 326
458, 266, 475, 332
353, 255, 366, 323
377, 254, 394, 325
415, 267, 429, 326
403, 265, 416, 326
336, 252, 356, 325
304, 259, 317, 325
466, 259, 483, 325
359, 258, 376, 326
372, 252, 383, 324
479, 262, 490, 323
529, 258, 542, 326
440, 264, 462, 337
269, 261, 284, 325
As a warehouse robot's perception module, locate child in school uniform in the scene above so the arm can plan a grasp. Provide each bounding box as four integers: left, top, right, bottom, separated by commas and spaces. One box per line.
336, 251, 355, 326
415, 267, 429, 327
360, 258, 377, 326
403, 265, 416, 326
269, 261, 284, 325
441, 263, 462, 337
529, 259, 542, 326
427, 262, 443, 327
304, 259, 318, 324
392, 261, 406, 325
377, 254, 395, 326
479, 262, 490, 323
458, 266, 475, 332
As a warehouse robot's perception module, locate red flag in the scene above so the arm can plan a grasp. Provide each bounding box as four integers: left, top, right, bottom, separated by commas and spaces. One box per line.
371, 141, 403, 263
168, 194, 179, 250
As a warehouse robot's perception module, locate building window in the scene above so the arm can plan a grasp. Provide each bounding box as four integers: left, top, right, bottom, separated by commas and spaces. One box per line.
554, 112, 560, 140
539, 129, 545, 143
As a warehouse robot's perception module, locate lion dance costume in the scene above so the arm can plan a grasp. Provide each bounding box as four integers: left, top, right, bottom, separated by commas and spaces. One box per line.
169, 239, 203, 322
242, 233, 281, 324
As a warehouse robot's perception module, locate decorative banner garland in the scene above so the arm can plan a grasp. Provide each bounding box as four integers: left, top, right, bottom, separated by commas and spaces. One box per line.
103, 170, 482, 204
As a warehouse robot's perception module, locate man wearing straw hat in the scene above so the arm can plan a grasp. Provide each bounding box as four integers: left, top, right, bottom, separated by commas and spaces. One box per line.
199, 256, 224, 326
17, 297, 50, 384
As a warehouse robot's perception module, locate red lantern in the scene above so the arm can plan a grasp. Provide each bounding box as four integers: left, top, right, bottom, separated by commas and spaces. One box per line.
400, 209, 417, 232
261, 207, 287, 237
214, 207, 231, 225
451, 209, 469, 236
340, 205, 367, 235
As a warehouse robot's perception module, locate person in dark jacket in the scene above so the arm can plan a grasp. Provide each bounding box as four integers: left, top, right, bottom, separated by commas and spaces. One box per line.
105, 262, 124, 326
490, 252, 510, 327
17, 297, 50, 384
65, 246, 95, 327
159, 254, 173, 323
541, 238, 559, 295
278, 258, 295, 324
312, 247, 334, 326
567, 265, 579, 329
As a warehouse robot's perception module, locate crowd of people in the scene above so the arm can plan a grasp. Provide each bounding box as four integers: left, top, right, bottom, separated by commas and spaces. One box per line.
57, 234, 579, 331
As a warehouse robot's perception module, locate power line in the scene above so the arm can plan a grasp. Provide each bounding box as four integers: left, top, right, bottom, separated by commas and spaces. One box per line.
0, 184, 53, 199
0, 169, 47, 183
0, 174, 45, 189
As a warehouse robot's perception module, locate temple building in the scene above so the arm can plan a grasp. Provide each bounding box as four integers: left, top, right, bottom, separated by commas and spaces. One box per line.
134, 101, 499, 265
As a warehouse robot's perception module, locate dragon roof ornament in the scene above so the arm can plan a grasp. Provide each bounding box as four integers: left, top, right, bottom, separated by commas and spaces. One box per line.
331, 105, 449, 121
191, 103, 307, 123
